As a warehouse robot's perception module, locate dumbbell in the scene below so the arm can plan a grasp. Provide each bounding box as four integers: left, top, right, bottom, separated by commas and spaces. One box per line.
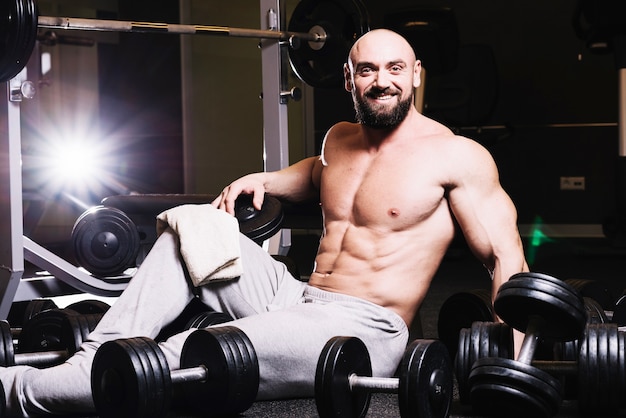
456, 292, 614, 404
0, 310, 103, 367
459, 320, 626, 416
91, 325, 259, 418
467, 272, 587, 418
315, 336, 452, 418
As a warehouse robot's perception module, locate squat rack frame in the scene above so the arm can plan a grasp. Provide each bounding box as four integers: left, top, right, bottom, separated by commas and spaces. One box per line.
0, 0, 293, 318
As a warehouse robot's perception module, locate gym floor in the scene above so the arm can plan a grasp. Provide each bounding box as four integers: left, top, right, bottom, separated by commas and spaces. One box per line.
26, 233, 626, 417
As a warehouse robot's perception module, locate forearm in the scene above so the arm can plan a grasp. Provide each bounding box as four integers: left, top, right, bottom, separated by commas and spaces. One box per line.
263, 156, 320, 202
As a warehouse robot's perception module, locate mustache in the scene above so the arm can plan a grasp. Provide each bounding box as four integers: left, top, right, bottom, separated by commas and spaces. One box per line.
364, 87, 400, 99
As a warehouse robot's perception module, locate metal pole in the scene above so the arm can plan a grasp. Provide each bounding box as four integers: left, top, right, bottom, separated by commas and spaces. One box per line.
0, 72, 27, 318
38, 16, 324, 43
260, 0, 291, 256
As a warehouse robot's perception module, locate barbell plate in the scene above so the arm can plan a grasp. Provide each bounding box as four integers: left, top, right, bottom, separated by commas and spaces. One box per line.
0, 0, 38, 83
180, 326, 259, 416
315, 336, 371, 418
91, 337, 172, 418
437, 289, 493, 360
288, 0, 369, 88
469, 357, 562, 418
494, 273, 586, 341
398, 339, 452, 418
71, 206, 140, 277
0, 321, 16, 367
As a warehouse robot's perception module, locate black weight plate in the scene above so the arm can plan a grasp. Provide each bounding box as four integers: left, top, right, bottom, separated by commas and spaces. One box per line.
288, 0, 369, 88
565, 278, 615, 311
91, 337, 171, 418
72, 206, 140, 277
18, 308, 77, 353
501, 275, 586, 319
613, 291, 626, 326
7, 299, 58, 328
617, 331, 626, 406
235, 195, 284, 244
0, 0, 38, 83
469, 357, 562, 418
181, 326, 259, 415
455, 322, 512, 405
495, 274, 586, 341
65, 299, 110, 315
0, 321, 15, 367
454, 327, 471, 404
60, 313, 103, 355
583, 297, 608, 324
398, 339, 452, 418
438, 289, 493, 360
578, 323, 620, 415
184, 311, 234, 330
132, 337, 172, 417
315, 336, 371, 418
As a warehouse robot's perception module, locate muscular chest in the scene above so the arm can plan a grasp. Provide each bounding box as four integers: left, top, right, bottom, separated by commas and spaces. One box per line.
320, 151, 447, 228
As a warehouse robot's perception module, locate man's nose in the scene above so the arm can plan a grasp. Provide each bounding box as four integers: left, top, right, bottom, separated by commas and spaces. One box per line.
374, 71, 391, 88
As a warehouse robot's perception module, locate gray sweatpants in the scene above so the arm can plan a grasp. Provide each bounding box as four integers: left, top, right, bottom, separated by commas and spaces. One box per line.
0, 228, 409, 417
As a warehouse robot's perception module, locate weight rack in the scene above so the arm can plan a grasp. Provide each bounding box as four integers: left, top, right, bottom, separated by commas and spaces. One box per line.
0, 0, 294, 319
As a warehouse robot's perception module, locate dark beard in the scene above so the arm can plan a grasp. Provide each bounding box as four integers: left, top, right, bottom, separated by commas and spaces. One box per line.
353, 89, 412, 129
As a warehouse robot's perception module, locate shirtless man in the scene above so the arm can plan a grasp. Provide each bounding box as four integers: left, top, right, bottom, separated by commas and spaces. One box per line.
0, 28, 527, 417
216, 28, 528, 327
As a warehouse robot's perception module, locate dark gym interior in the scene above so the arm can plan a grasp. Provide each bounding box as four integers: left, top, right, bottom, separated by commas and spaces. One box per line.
2, 0, 626, 417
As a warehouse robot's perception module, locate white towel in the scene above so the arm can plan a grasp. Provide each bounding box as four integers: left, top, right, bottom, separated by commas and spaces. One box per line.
156, 204, 242, 287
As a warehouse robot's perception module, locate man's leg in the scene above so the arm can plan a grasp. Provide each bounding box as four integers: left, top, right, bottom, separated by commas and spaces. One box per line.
156, 286, 410, 403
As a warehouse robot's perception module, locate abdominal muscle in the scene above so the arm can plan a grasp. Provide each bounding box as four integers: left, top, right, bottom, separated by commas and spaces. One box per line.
307, 216, 455, 327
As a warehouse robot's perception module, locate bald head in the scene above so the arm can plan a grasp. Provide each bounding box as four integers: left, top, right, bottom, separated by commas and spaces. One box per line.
343, 29, 422, 129
347, 29, 417, 72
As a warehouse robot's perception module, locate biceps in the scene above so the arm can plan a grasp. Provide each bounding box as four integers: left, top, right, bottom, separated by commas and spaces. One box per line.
450, 188, 520, 264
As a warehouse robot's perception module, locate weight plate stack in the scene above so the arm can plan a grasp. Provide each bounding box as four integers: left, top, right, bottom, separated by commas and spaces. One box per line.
398, 339, 452, 418
315, 336, 372, 418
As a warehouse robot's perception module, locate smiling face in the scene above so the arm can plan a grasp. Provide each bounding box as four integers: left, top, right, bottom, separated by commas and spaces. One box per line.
344, 30, 422, 129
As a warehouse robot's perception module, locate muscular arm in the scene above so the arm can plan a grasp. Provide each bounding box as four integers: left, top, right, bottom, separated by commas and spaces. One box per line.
445, 138, 528, 299
212, 156, 322, 215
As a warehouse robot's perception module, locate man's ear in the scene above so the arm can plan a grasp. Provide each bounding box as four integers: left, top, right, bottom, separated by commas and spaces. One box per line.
344, 63, 352, 92
413, 60, 422, 89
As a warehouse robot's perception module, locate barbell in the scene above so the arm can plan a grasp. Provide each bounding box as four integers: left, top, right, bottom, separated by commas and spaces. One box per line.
1, 0, 369, 88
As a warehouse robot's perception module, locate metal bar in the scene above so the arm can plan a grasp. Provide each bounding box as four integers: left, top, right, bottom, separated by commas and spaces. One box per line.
260, 0, 291, 256
14, 350, 68, 367
38, 16, 324, 43
0, 71, 27, 319
171, 365, 207, 384
618, 68, 626, 157
349, 374, 398, 393
23, 237, 127, 297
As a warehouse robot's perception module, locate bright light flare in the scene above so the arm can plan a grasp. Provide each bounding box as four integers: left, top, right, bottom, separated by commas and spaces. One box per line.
24, 129, 127, 205
44, 139, 106, 184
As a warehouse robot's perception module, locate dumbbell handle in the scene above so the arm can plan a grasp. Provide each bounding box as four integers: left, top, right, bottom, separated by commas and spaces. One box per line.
348, 373, 398, 393
170, 365, 208, 385
14, 349, 69, 367
532, 360, 578, 376
516, 316, 544, 364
